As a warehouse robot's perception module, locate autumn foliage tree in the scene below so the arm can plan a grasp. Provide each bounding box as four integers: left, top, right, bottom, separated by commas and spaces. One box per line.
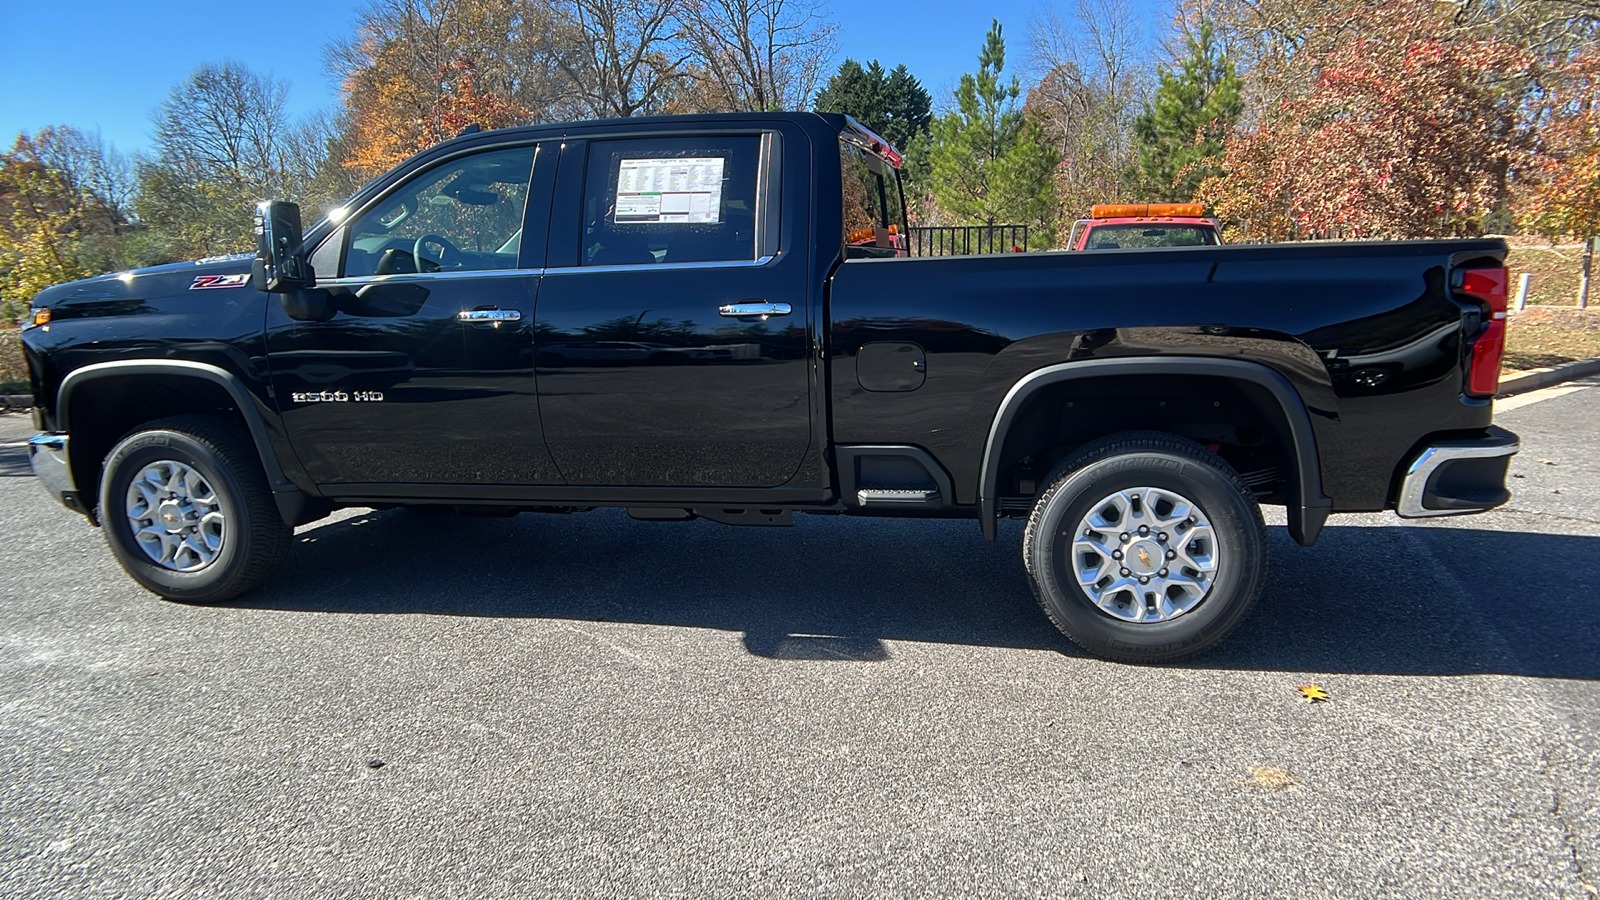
1200, 0, 1531, 241
0, 130, 129, 321
345, 55, 532, 174
1518, 51, 1600, 306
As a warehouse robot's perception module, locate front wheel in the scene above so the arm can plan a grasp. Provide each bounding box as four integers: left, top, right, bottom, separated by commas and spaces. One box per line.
1023, 431, 1268, 663
99, 415, 293, 603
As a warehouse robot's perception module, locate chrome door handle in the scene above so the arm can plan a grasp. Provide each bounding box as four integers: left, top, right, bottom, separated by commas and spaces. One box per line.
458, 308, 521, 322
719, 301, 791, 319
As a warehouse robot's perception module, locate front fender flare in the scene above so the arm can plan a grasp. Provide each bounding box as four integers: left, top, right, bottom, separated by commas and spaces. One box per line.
57, 359, 325, 526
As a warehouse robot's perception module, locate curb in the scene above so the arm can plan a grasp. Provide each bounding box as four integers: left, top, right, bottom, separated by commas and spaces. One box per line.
1499, 356, 1600, 396
0, 394, 31, 410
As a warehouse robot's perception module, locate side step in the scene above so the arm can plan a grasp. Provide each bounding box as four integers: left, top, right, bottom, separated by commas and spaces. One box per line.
856, 487, 940, 505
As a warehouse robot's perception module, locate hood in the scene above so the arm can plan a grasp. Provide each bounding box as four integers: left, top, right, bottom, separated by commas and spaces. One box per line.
29, 253, 257, 310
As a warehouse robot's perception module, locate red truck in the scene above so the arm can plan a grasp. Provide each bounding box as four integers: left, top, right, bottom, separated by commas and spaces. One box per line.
1068, 203, 1223, 251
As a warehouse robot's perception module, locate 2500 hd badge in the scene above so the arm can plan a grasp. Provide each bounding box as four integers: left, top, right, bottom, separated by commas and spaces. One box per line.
290, 391, 384, 403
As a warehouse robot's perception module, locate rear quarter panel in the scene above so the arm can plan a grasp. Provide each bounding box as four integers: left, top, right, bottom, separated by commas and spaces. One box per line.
828, 239, 1505, 510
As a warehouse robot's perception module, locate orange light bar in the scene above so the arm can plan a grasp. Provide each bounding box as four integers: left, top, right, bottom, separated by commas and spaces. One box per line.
1090, 203, 1206, 219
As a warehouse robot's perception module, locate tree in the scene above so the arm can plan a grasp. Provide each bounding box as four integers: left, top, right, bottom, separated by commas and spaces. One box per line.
1197, 0, 1531, 241
332, 0, 577, 177
814, 59, 932, 152
931, 22, 1022, 224
557, 0, 692, 117
136, 61, 316, 259
1519, 50, 1600, 307
1132, 17, 1242, 201
680, 0, 837, 111
815, 59, 934, 219
1024, 0, 1149, 224
0, 141, 95, 321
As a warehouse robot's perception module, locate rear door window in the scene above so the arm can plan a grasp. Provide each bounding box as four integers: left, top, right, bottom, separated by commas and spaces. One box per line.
581, 137, 762, 266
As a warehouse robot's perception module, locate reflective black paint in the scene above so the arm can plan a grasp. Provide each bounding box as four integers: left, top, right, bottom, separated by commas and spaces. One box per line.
21, 112, 1508, 529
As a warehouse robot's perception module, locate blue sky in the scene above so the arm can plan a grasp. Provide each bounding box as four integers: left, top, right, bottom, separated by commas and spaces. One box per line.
0, 0, 1170, 156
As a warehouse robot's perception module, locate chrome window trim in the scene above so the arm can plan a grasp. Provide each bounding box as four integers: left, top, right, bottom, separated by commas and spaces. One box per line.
316, 267, 548, 288
543, 255, 775, 276
1396, 437, 1520, 518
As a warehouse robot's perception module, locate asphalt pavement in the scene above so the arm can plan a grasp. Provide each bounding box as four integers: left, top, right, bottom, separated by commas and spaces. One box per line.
1, 382, 1596, 898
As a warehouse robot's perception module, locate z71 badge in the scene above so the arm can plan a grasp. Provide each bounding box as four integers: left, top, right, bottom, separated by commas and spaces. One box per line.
190, 273, 251, 290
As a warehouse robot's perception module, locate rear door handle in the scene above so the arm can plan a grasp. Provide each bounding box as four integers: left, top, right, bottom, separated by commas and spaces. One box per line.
719, 301, 791, 319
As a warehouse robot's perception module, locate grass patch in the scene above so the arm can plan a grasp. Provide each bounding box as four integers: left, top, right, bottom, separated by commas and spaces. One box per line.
1504, 238, 1592, 307
1503, 313, 1600, 372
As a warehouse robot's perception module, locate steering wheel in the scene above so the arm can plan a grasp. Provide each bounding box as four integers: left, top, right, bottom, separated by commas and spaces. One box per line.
413, 234, 460, 273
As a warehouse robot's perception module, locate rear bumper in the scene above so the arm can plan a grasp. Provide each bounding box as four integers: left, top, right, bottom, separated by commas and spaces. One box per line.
28, 433, 89, 516
1396, 426, 1519, 518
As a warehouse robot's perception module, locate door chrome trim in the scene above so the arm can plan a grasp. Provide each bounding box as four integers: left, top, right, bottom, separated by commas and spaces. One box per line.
543, 255, 775, 276
316, 268, 547, 288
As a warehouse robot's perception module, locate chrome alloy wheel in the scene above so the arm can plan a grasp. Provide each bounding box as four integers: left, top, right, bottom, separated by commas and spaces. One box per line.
124, 460, 226, 572
1071, 486, 1219, 624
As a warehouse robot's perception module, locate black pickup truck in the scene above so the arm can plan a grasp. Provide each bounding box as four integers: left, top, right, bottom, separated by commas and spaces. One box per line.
21, 112, 1519, 662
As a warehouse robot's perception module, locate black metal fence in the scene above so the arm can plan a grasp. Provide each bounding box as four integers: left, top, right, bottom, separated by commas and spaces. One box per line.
908, 225, 1030, 257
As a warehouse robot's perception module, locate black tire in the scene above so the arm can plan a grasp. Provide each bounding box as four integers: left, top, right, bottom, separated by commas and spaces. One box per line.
1022, 431, 1268, 663
98, 415, 293, 603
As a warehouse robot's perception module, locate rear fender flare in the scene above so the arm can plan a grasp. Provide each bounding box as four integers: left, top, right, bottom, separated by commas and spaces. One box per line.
978, 356, 1332, 545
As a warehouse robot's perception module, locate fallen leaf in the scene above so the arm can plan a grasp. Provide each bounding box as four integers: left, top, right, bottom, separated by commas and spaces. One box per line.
1238, 765, 1299, 790
1512, 473, 1525, 478
367, 759, 386, 769
1297, 684, 1330, 703
1538, 458, 1558, 466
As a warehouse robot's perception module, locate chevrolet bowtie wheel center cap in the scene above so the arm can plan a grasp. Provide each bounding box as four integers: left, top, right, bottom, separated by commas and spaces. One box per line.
124, 460, 227, 573
1071, 486, 1220, 624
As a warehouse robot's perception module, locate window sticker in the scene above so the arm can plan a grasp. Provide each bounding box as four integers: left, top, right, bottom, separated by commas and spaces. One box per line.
614, 157, 725, 224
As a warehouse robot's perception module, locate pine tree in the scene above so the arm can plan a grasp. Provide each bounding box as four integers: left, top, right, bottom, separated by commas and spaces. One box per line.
930, 20, 1024, 225
1132, 19, 1243, 202
929, 19, 1059, 239
814, 59, 931, 152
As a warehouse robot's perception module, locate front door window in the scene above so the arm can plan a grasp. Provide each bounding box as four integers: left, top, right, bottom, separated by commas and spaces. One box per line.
343, 145, 537, 278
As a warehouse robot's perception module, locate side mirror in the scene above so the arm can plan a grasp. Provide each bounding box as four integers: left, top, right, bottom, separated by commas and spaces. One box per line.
253, 200, 315, 293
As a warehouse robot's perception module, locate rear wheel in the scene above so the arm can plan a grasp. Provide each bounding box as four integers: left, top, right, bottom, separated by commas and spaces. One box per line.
1023, 431, 1267, 663
99, 416, 292, 603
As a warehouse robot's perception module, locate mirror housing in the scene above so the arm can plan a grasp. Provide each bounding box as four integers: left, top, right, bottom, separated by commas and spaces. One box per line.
253, 200, 315, 293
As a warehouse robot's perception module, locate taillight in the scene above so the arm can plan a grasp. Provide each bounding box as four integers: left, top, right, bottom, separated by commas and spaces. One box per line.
1460, 266, 1508, 396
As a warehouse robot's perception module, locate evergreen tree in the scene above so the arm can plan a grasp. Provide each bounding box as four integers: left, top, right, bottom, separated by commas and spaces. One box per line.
814, 59, 931, 152
1132, 19, 1243, 201
929, 19, 1059, 244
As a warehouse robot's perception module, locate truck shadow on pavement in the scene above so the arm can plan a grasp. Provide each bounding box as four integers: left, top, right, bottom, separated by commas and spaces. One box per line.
234, 508, 1599, 681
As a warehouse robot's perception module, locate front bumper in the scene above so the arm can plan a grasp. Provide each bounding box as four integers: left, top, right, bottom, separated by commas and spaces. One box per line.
28, 433, 89, 516
1397, 426, 1519, 518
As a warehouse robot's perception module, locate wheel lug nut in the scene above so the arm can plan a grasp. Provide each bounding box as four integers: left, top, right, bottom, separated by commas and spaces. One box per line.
1112, 550, 1123, 560
1139, 576, 1150, 584
1120, 533, 1130, 541
1166, 549, 1177, 559
1159, 568, 1168, 577
1119, 568, 1131, 577
1157, 533, 1167, 542
1139, 525, 1149, 535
